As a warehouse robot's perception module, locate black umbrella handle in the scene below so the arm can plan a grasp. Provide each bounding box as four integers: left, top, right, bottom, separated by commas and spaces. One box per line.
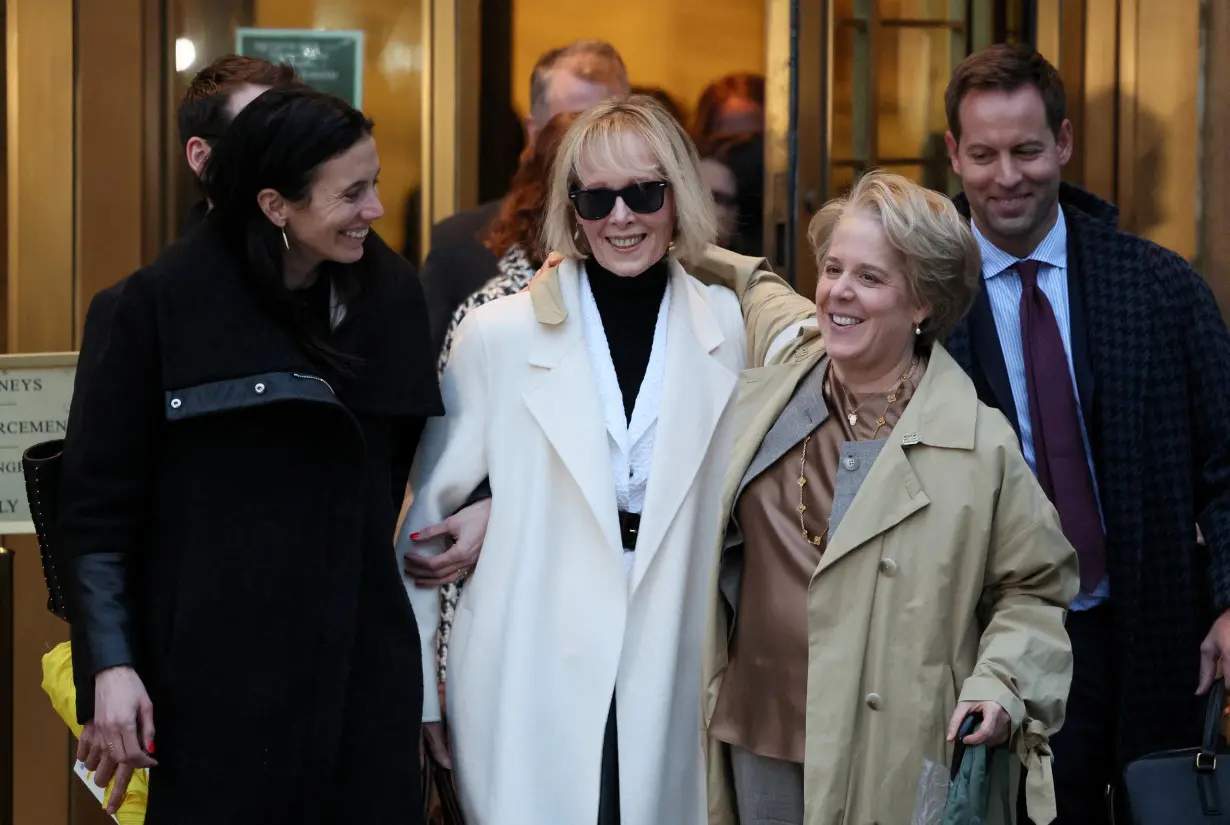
950, 710, 984, 783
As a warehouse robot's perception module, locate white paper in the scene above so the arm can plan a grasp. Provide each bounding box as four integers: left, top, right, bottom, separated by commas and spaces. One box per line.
72, 760, 124, 824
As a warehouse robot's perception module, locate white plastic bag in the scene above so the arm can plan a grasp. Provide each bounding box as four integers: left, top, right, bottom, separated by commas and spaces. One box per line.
911, 758, 952, 825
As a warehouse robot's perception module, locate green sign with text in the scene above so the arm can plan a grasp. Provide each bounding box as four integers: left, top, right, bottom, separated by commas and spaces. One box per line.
235, 28, 364, 109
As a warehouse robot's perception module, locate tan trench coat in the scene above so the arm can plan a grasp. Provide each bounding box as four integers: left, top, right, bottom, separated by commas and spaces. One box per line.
692, 247, 1079, 825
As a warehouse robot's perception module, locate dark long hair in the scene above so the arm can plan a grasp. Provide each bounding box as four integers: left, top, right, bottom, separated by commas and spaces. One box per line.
484, 111, 579, 262
203, 86, 374, 372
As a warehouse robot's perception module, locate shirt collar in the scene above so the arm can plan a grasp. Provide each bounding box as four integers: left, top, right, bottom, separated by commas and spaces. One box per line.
973, 205, 1068, 281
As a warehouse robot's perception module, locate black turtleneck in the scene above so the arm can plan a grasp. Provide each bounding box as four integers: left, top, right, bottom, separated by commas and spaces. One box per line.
586, 255, 670, 423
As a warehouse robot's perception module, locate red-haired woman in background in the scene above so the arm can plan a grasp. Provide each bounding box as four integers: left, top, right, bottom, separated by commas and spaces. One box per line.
691, 73, 765, 142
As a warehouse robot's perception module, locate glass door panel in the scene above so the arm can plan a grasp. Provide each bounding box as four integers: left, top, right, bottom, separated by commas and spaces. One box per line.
770, 0, 1033, 291
832, 0, 966, 193
167, 0, 426, 256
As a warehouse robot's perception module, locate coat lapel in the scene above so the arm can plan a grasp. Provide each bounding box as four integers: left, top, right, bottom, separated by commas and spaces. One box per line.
817, 439, 930, 575
1065, 220, 1097, 437
630, 262, 739, 592
522, 261, 622, 555
736, 355, 830, 501
817, 344, 976, 576
967, 287, 1020, 437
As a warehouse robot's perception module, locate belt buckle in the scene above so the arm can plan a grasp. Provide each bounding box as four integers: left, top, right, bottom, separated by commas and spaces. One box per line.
619, 512, 639, 551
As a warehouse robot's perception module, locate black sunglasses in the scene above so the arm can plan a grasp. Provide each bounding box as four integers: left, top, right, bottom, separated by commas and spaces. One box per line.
569, 181, 669, 221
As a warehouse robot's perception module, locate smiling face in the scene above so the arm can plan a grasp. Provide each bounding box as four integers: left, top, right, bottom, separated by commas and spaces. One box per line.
946, 85, 1072, 258
573, 131, 676, 277
281, 134, 383, 271
815, 212, 929, 385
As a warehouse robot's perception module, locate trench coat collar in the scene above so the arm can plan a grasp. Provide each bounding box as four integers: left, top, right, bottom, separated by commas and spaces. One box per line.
895, 342, 979, 451
817, 342, 978, 575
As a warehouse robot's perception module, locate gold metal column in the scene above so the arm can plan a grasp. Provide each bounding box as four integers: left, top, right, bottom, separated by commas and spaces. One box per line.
1201, 0, 1230, 315
420, 0, 480, 257
5, 1, 75, 823
1119, 0, 1201, 257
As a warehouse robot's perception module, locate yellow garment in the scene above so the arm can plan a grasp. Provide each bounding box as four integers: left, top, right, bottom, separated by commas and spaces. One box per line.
41, 641, 148, 824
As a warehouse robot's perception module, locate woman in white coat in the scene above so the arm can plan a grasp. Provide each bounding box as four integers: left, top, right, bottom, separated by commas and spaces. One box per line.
397, 96, 747, 825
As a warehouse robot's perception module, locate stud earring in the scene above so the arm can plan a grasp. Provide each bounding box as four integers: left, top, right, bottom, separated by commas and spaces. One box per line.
914, 324, 921, 336
281, 228, 290, 250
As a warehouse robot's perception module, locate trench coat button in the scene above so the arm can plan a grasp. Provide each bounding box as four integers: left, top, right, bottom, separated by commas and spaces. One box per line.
254, 382, 266, 394
170, 398, 182, 409
843, 455, 859, 471
878, 558, 898, 577
865, 692, 883, 710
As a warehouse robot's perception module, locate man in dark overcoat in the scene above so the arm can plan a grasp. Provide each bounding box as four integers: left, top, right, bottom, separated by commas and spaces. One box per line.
943, 44, 1230, 823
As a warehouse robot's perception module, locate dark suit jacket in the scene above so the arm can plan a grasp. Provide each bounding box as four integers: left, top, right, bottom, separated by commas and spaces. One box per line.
418, 199, 503, 360
947, 183, 1230, 765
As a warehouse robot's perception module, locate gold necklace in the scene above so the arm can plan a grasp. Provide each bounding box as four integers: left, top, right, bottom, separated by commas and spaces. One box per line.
836, 356, 919, 436
796, 434, 829, 546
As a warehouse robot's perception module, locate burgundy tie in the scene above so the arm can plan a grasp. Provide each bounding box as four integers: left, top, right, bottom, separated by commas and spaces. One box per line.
1017, 260, 1106, 591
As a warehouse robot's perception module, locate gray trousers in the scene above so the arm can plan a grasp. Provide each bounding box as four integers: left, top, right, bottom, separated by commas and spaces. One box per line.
730, 745, 805, 825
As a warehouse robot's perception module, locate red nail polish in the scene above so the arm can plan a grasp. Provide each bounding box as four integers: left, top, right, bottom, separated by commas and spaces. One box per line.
410, 532, 422, 540
147, 740, 155, 755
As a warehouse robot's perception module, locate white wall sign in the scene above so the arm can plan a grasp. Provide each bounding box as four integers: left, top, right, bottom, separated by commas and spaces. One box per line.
0, 352, 77, 533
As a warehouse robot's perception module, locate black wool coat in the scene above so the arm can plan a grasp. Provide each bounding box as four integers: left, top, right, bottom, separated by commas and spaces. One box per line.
58, 216, 441, 824
948, 183, 1230, 766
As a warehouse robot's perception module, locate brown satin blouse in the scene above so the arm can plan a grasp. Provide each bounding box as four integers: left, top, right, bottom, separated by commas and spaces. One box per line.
709, 356, 925, 763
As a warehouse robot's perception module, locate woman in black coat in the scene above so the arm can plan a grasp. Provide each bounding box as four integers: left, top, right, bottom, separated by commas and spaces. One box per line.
59, 87, 441, 824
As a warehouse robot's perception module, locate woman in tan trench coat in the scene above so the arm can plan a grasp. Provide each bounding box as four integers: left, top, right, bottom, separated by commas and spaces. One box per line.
695, 171, 1078, 825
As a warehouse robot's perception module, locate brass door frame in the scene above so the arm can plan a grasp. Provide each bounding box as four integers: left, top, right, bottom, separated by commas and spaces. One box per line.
4, 5, 76, 825
763, 0, 830, 295
420, 0, 480, 258
770, 0, 992, 295
1203, 0, 1230, 313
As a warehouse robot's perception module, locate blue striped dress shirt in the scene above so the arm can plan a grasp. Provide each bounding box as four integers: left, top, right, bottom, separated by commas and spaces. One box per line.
972, 209, 1109, 609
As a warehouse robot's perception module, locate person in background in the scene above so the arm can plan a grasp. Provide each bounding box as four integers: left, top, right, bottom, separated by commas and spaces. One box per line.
176, 54, 299, 235
399, 96, 746, 825
61, 87, 481, 824
418, 39, 630, 360
695, 171, 1076, 825
403, 110, 580, 692
691, 77, 766, 256
697, 135, 743, 250
632, 85, 687, 125
941, 44, 1230, 824
691, 72, 765, 142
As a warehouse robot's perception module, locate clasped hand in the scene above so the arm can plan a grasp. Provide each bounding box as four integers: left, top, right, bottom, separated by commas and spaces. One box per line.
79, 665, 157, 814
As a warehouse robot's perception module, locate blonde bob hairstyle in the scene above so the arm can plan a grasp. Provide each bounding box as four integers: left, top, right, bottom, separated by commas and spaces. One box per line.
543, 95, 717, 264
807, 170, 981, 348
